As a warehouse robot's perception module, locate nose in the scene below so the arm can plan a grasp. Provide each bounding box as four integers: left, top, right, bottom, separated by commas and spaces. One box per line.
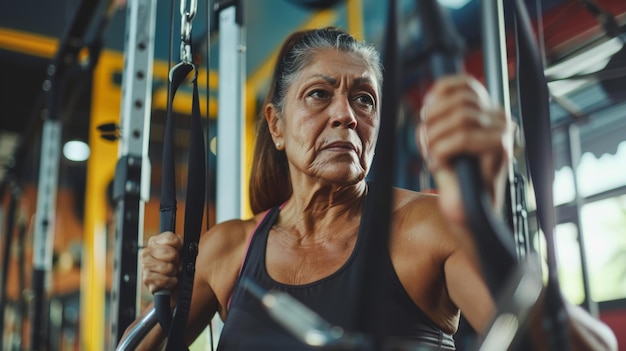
329, 95, 357, 129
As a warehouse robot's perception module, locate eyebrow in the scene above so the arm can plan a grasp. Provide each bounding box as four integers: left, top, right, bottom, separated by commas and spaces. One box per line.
313, 74, 337, 85
311, 74, 375, 87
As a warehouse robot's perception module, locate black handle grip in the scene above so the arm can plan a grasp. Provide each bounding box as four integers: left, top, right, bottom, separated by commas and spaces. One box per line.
418, 0, 517, 296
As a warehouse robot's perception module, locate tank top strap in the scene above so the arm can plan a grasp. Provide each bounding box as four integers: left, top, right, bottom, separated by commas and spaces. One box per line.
240, 206, 279, 276
227, 206, 280, 310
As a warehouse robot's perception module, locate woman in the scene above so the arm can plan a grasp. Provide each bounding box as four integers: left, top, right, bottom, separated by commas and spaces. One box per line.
130, 27, 616, 350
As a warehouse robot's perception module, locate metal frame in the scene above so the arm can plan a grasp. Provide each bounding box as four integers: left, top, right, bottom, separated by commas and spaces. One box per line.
108, 0, 157, 346
216, 0, 246, 223
115, 1, 247, 349
480, 0, 532, 258
31, 118, 62, 350
28, 1, 106, 348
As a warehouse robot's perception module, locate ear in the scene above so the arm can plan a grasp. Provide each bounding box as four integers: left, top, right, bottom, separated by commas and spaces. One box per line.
265, 103, 284, 150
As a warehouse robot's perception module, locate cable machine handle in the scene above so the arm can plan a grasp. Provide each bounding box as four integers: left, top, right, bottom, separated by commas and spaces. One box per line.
418, 3, 544, 350
153, 61, 205, 351
416, 0, 517, 296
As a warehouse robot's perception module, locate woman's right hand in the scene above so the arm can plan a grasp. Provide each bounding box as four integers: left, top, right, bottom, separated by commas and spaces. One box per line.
141, 231, 183, 294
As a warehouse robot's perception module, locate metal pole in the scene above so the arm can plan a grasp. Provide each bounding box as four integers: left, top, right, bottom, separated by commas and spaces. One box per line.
114, 308, 158, 351
28, 1, 105, 348
480, 0, 511, 112
216, 0, 245, 223
480, 0, 526, 257
109, 0, 157, 346
31, 113, 62, 351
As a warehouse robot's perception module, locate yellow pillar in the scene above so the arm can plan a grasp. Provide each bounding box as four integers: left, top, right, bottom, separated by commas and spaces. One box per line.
82, 50, 123, 351
347, 0, 365, 40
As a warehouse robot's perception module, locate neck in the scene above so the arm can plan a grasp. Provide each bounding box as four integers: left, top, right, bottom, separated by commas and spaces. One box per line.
279, 181, 367, 238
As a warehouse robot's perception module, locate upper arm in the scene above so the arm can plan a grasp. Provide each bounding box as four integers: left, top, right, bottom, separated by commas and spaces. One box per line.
392, 190, 495, 334
180, 229, 221, 345
444, 246, 495, 334
184, 260, 219, 345
183, 220, 248, 345
409, 191, 495, 334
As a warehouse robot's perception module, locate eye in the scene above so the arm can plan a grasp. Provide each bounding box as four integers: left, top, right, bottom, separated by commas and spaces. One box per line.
308, 89, 330, 99
354, 94, 375, 109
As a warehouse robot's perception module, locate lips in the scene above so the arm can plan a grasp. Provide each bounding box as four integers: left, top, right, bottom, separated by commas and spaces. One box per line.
324, 141, 357, 152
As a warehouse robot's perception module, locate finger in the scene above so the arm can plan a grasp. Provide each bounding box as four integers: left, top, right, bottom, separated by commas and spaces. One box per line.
425, 74, 476, 101
142, 270, 179, 294
422, 89, 483, 124
141, 254, 180, 275
142, 244, 181, 268
425, 107, 502, 150
428, 126, 506, 172
141, 254, 181, 293
422, 87, 501, 146
149, 231, 183, 250
416, 123, 430, 162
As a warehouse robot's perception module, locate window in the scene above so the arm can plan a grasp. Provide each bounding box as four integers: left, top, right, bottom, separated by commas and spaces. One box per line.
534, 223, 586, 305
578, 142, 626, 197
581, 195, 626, 302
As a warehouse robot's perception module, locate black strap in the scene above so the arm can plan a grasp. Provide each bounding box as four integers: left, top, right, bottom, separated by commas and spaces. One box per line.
354, 1, 399, 348
153, 61, 206, 351
418, 0, 518, 296
355, 1, 519, 347
513, 0, 569, 349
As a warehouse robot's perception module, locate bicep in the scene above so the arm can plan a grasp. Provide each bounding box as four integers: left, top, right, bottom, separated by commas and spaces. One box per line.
184, 275, 219, 346
182, 222, 248, 345
183, 230, 225, 345
444, 249, 495, 335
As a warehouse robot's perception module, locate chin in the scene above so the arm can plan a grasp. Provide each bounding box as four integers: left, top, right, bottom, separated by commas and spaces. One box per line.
316, 163, 365, 184
335, 172, 366, 185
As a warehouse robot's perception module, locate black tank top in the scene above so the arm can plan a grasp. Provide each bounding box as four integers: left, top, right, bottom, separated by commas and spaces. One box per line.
217, 204, 456, 350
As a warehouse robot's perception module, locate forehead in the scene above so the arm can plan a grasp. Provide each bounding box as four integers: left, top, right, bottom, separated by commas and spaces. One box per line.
298, 49, 379, 87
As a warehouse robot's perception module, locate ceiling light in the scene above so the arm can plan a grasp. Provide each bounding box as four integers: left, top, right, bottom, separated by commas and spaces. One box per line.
437, 0, 471, 9
63, 140, 90, 162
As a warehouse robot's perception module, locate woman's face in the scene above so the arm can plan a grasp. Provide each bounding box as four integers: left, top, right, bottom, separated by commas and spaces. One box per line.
269, 49, 380, 185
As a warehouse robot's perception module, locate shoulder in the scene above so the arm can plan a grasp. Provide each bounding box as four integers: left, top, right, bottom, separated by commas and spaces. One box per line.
198, 210, 272, 260
391, 188, 443, 230
389, 187, 458, 255
392, 187, 438, 212
387, 188, 468, 332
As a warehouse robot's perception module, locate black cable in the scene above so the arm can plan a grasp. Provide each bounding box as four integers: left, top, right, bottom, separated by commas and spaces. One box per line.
154, 3, 207, 350
153, 0, 181, 335
514, 0, 570, 349
354, 1, 399, 349
415, 0, 518, 300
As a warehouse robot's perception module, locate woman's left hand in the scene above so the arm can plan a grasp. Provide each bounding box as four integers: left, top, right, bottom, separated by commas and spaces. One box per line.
417, 74, 515, 227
